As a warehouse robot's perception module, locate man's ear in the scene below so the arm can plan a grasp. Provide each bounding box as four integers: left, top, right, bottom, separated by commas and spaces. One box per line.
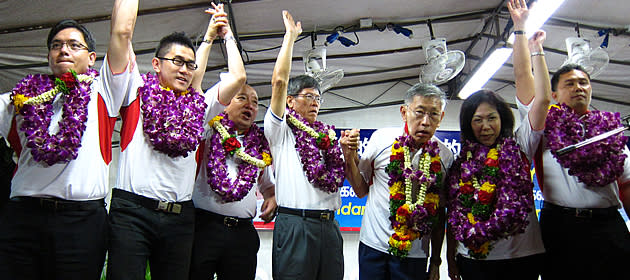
287, 95, 294, 109
152, 57, 161, 73
400, 104, 408, 123
87, 51, 97, 67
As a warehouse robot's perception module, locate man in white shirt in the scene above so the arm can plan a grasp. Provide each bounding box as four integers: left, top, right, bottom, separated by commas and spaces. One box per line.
106, 2, 246, 279
0, 1, 134, 277
523, 63, 630, 280
190, 84, 276, 280
340, 83, 453, 280
265, 11, 346, 280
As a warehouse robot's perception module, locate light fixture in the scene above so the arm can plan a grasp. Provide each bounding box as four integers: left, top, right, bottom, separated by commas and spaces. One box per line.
458, 48, 513, 99
507, 0, 566, 43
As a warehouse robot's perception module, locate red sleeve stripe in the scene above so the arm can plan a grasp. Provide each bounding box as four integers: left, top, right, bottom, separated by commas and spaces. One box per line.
97, 94, 117, 164
119, 98, 140, 152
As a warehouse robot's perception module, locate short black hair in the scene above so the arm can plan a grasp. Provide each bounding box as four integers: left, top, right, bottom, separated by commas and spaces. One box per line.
47, 19, 95, 52
459, 90, 514, 144
551, 64, 590, 91
288, 75, 321, 96
155, 32, 196, 58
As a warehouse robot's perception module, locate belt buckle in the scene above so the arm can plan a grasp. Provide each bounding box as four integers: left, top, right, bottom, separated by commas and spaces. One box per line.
224, 217, 239, 228
575, 208, 592, 218
320, 212, 331, 220
156, 201, 169, 212
170, 203, 182, 214
40, 198, 58, 211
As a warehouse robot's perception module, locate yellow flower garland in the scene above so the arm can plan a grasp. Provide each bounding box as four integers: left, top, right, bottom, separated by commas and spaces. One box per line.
13, 73, 95, 112
209, 115, 271, 168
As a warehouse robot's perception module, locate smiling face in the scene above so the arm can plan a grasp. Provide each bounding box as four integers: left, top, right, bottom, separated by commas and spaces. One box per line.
287, 87, 321, 124
47, 27, 96, 77
152, 44, 195, 93
401, 95, 444, 148
471, 102, 501, 146
552, 69, 592, 115
225, 85, 259, 134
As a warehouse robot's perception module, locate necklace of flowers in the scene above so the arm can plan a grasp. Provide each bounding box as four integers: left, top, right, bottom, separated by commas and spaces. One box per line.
10, 69, 97, 166
206, 113, 272, 202
385, 134, 442, 258
545, 103, 628, 187
447, 137, 533, 259
286, 108, 345, 193
138, 73, 207, 158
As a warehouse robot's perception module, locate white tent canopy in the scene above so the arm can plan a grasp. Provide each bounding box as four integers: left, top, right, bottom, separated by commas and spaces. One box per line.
2, 0, 629, 130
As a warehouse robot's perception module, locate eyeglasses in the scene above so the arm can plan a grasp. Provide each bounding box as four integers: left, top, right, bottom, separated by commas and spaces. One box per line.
296, 93, 323, 104
50, 40, 89, 52
156, 57, 198, 71
410, 108, 441, 123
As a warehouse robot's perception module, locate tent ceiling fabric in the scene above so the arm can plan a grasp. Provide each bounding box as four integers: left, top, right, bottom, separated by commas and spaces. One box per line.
1, 0, 629, 123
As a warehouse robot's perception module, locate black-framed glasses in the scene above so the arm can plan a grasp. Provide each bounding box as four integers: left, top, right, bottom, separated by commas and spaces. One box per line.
296, 93, 323, 104
50, 40, 89, 52
156, 56, 198, 70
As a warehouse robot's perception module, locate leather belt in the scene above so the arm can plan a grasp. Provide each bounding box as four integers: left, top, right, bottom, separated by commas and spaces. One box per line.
10, 196, 104, 212
196, 209, 253, 228
543, 202, 618, 218
113, 189, 188, 214
278, 206, 335, 220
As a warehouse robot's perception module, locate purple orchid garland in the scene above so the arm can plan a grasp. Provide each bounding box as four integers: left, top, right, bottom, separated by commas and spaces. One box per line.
545, 104, 628, 187
206, 112, 271, 202
138, 73, 207, 158
10, 69, 97, 166
286, 108, 345, 193
447, 137, 533, 257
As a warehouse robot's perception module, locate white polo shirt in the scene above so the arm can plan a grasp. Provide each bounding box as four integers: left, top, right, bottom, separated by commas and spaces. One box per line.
517, 98, 630, 208
357, 127, 454, 258
0, 56, 125, 200
113, 61, 226, 202
192, 130, 274, 218
263, 110, 341, 210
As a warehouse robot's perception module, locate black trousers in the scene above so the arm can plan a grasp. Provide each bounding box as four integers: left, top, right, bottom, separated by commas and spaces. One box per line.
540, 203, 630, 280
456, 253, 543, 280
106, 191, 195, 280
0, 198, 107, 280
358, 241, 428, 280
189, 209, 260, 280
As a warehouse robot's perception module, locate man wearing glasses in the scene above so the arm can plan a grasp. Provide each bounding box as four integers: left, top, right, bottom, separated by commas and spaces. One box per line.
265, 11, 346, 280
106, 1, 246, 279
339, 83, 452, 280
0, 1, 134, 278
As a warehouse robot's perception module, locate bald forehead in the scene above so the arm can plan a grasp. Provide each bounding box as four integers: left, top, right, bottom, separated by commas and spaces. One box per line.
239, 84, 258, 97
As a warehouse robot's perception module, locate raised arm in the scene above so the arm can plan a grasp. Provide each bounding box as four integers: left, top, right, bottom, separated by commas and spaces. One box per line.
108, 0, 138, 73
191, 3, 227, 94
270, 11, 301, 118
508, 0, 551, 130
528, 30, 552, 130
216, 20, 247, 104
509, 0, 534, 106
340, 129, 369, 198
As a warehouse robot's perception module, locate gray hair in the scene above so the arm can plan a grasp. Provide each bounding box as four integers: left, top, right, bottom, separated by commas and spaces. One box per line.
404, 83, 447, 111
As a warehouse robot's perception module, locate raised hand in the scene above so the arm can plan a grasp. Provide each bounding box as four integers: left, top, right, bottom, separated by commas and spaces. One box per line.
204, 2, 229, 41
507, 0, 529, 30
282, 10, 302, 38
528, 30, 546, 53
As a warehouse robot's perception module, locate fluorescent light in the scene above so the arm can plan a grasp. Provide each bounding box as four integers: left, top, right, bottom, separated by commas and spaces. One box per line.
507, 0, 566, 43
458, 47, 513, 99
